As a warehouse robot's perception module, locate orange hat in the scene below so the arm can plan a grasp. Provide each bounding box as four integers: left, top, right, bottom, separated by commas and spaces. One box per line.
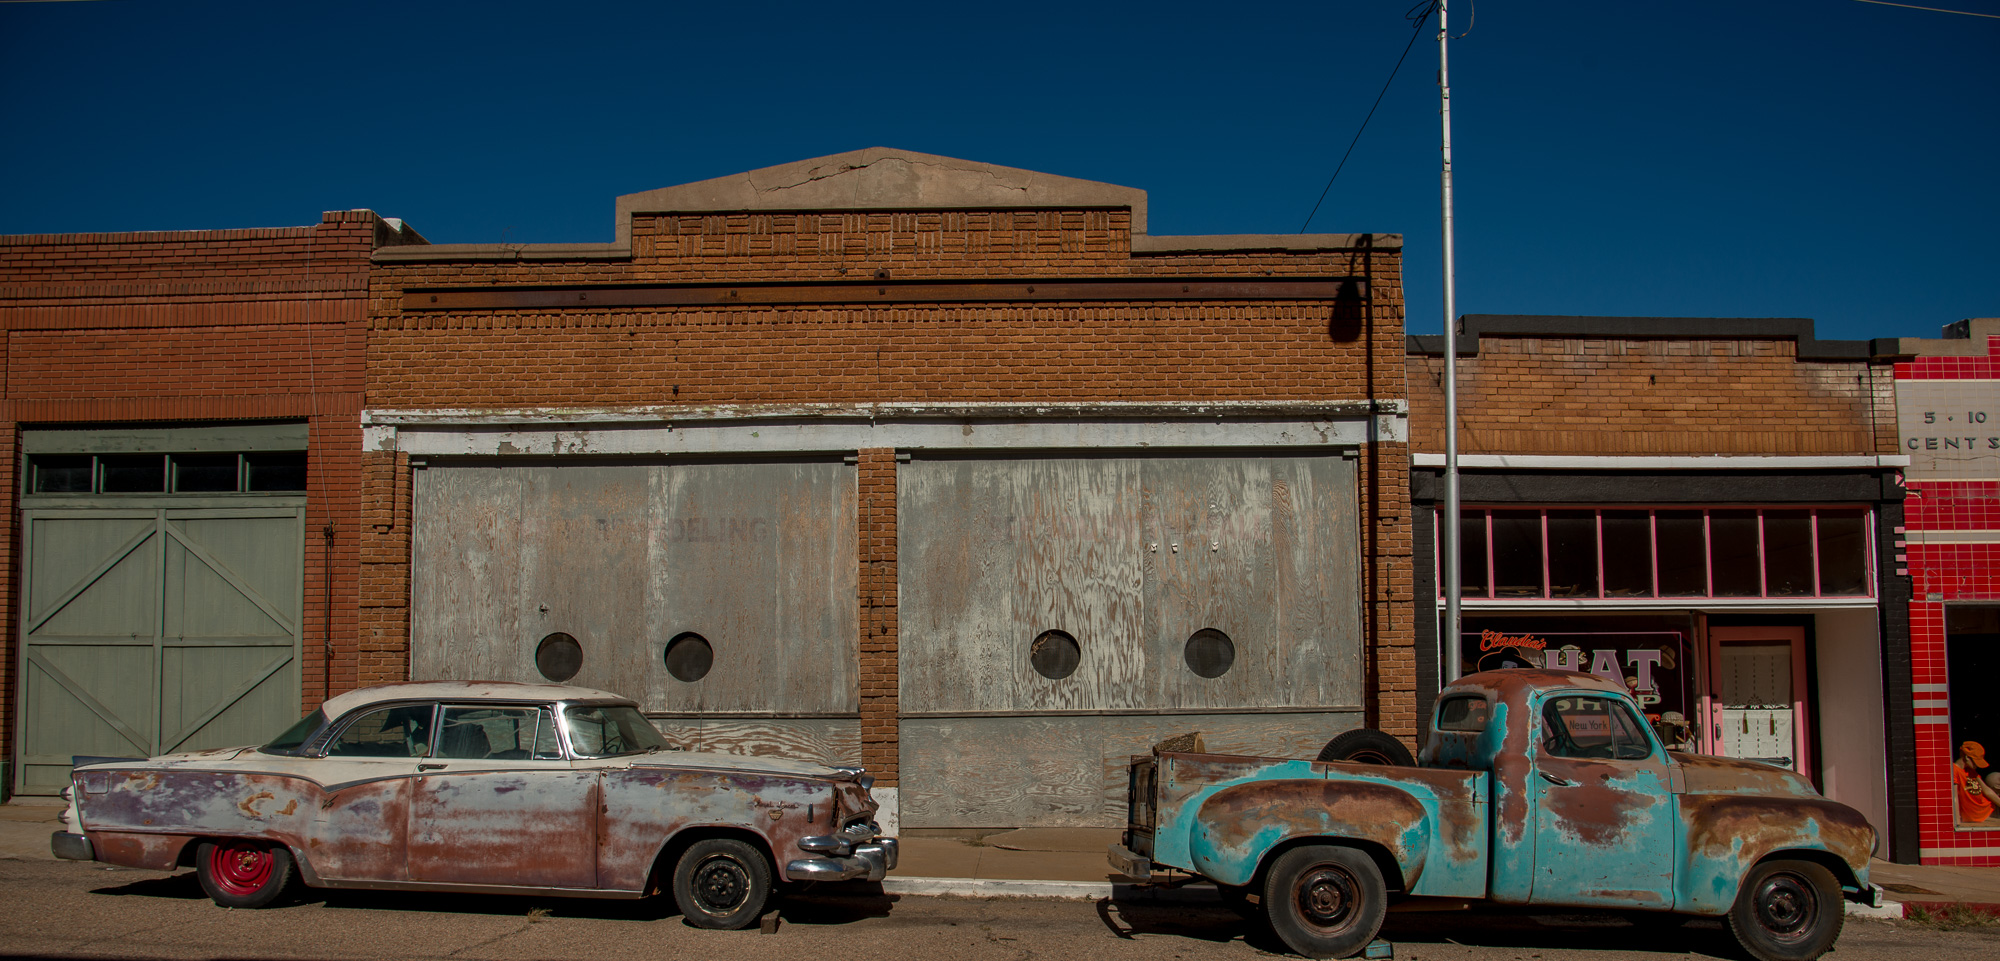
1965, 741, 1988, 764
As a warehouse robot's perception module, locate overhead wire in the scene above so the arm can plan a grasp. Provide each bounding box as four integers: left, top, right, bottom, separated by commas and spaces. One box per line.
1846, 0, 2000, 18
1300, 1, 1443, 233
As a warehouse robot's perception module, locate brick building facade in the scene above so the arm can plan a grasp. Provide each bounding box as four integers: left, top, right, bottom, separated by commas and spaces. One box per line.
1, 211, 424, 796
1891, 318, 2000, 864
1409, 315, 1914, 859
356, 148, 1413, 828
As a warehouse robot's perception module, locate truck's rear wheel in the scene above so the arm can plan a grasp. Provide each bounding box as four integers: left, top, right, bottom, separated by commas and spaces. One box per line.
1263, 845, 1386, 959
1726, 859, 1843, 961
1316, 729, 1413, 766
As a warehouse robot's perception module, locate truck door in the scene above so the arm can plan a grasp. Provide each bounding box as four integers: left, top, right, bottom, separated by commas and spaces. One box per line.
1528, 692, 1677, 909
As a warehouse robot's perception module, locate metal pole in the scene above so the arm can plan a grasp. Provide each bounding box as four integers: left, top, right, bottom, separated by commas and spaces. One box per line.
1439, 0, 1463, 681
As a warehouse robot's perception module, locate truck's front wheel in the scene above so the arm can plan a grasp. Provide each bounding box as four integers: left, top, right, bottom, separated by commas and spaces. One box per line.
1727, 859, 1843, 961
1263, 845, 1386, 959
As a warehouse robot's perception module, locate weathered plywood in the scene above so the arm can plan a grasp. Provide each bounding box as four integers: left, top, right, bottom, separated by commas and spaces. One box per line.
410, 460, 858, 714
899, 454, 1362, 714
900, 712, 1364, 827
652, 717, 861, 768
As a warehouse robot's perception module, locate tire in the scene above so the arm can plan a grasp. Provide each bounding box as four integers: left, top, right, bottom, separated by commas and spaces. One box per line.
1726, 859, 1844, 961
1316, 729, 1414, 766
672, 838, 773, 930
194, 839, 295, 909
1262, 845, 1387, 959
1216, 882, 1258, 918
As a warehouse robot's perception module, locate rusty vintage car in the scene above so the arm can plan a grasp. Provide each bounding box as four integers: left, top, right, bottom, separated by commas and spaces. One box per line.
50, 681, 896, 928
1111, 669, 1882, 961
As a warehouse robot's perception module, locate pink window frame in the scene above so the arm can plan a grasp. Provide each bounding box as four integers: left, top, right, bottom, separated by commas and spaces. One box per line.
1437, 506, 1876, 602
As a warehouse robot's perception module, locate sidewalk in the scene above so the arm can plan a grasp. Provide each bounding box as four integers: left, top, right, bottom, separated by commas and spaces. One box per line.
11, 798, 1997, 918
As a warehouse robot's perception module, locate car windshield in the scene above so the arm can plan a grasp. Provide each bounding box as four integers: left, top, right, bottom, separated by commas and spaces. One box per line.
259, 710, 327, 755
563, 704, 673, 758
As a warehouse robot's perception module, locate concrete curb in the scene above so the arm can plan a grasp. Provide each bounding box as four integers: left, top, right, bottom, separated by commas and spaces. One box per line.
1846, 900, 1905, 920
881, 876, 1218, 902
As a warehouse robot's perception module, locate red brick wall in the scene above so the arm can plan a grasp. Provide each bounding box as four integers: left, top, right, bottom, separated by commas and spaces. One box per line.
1897, 337, 2000, 864
365, 209, 1418, 744
0, 212, 382, 792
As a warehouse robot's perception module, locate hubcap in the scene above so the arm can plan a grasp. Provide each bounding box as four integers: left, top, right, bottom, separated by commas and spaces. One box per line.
1754, 873, 1817, 942
691, 855, 749, 915
209, 841, 273, 896
1295, 864, 1358, 931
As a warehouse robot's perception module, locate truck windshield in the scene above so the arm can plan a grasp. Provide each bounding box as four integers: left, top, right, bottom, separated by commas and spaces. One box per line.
1541, 695, 1653, 761
259, 710, 327, 756
563, 704, 673, 758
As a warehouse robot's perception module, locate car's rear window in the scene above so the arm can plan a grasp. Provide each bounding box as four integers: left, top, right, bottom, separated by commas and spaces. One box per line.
259, 710, 327, 755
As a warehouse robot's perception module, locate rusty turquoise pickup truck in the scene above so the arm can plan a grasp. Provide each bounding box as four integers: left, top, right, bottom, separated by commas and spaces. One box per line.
1110, 669, 1882, 961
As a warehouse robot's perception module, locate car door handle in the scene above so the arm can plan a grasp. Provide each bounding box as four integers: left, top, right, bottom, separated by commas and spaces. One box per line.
418, 763, 448, 771
1539, 771, 1577, 787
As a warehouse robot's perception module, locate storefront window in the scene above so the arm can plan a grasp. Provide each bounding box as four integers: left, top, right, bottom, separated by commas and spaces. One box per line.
1459, 509, 1488, 599
1492, 511, 1543, 598
1446, 507, 1872, 602
1816, 510, 1870, 595
1601, 510, 1653, 597
1656, 510, 1708, 596
1948, 606, 2000, 829
1461, 622, 1694, 751
1710, 509, 1762, 596
1547, 510, 1599, 598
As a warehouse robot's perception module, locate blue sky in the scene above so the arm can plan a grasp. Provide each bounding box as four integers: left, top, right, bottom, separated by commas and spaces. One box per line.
2, 0, 1993, 341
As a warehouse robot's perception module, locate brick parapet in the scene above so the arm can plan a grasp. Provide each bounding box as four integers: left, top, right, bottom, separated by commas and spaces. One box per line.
1408, 337, 1890, 456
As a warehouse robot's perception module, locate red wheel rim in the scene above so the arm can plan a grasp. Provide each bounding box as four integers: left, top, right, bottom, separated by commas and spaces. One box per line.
208, 841, 274, 896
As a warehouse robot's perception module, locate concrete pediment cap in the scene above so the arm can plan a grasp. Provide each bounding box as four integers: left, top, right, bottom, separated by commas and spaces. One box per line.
613, 147, 1149, 245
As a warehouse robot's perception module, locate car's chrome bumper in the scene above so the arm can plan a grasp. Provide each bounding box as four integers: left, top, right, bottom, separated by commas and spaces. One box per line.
51, 831, 93, 862
785, 838, 898, 882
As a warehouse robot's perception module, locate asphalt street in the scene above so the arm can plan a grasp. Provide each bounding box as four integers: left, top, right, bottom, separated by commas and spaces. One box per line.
3, 858, 1997, 961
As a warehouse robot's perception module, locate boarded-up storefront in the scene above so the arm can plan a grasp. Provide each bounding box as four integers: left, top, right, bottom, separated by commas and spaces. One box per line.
409, 459, 859, 763
361, 148, 1412, 829
898, 453, 1365, 826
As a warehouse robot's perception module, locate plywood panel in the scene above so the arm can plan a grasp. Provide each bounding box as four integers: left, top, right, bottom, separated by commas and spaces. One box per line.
652, 718, 861, 767
900, 712, 1365, 827
900, 454, 1362, 715
410, 460, 858, 714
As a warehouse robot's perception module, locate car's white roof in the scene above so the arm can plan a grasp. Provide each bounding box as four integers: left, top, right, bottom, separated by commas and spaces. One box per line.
320, 680, 630, 719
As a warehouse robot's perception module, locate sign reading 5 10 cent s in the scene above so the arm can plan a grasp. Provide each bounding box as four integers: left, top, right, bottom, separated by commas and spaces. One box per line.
1897, 380, 2000, 481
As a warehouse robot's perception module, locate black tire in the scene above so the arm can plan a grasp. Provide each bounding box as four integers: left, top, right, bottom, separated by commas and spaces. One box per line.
194, 839, 296, 909
1316, 729, 1414, 766
1262, 845, 1387, 959
672, 838, 773, 930
1216, 882, 1258, 918
1727, 859, 1844, 961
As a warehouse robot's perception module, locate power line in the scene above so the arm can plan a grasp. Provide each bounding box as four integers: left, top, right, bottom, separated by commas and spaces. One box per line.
1848, 0, 2000, 18
1300, 2, 1439, 233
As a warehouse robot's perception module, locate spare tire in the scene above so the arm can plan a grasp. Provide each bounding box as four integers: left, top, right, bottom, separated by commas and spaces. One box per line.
1317, 728, 1414, 765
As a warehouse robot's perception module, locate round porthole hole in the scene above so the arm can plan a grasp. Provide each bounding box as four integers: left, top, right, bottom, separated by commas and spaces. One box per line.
535, 632, 582, 682
1185, 628, 1235, 679
1030, 629, 1081, 680
664, 632, 713, 682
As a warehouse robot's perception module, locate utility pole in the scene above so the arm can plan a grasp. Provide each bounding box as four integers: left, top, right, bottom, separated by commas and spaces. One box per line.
1439, 0, 1463, 681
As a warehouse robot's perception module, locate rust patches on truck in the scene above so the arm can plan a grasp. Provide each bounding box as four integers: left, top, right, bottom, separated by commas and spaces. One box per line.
238, 791, 277, 818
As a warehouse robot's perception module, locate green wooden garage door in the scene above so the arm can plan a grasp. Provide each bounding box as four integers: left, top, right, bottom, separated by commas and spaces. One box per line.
15, 507, 303, 794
